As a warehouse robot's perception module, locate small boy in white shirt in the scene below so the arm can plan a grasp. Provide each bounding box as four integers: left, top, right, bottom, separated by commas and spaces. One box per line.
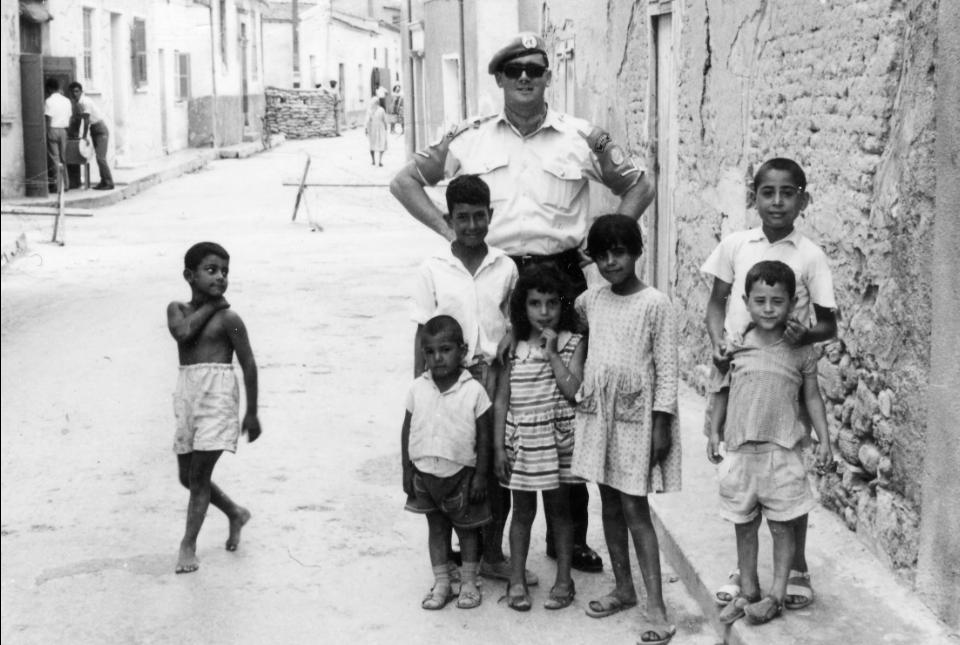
402, 316, 492, 610
410, 175, 532, 585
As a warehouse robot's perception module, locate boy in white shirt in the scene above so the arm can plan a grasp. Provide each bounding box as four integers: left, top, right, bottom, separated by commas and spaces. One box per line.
44, 78, 73, 194
402, 316, 492, 610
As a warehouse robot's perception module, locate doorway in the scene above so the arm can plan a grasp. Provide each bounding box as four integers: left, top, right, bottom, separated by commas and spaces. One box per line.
649, 5, 678, 295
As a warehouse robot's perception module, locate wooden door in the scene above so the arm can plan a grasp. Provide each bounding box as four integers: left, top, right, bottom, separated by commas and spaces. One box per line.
649, 8, 677, 295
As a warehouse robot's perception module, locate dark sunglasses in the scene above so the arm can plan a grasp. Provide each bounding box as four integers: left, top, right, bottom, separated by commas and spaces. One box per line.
501, 64, 547, 80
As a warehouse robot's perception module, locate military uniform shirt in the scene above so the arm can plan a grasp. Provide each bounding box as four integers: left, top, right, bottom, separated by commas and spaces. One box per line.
417, 109, 644, 256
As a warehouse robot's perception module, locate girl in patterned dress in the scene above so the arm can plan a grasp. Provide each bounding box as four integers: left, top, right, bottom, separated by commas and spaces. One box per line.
493, 264, 586, 612
574, 215, 680, 645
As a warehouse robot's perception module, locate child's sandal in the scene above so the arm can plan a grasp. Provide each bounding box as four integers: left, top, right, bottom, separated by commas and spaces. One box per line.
543, 580, 576, 610
457, 585, 482, 609
421, 584, 454, 610
500, 582, 532, 612
745, 594, 782, 625
718, 591, 759, 624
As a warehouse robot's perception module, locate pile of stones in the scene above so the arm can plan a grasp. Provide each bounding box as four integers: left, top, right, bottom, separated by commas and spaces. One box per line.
264, 87, 337, 139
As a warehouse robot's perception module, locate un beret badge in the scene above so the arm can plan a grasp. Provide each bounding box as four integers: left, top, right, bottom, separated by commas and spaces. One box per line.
522, 34, 538, 49
610, 146, 625, 166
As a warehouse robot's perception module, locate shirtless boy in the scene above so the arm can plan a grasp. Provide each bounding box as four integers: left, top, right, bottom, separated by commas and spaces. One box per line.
167, 242, 261, 574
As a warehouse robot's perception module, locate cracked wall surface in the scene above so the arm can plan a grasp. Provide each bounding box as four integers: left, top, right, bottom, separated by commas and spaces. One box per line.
540, 0, 939, 595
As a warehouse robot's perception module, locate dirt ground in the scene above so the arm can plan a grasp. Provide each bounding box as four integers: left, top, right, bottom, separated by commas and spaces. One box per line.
0, 130, 717, 645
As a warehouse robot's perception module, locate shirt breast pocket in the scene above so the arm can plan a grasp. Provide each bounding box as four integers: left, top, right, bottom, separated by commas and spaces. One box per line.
460, 153, 511, 205
541, 159, 583, 209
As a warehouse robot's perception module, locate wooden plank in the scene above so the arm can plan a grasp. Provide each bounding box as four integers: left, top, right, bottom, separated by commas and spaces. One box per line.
1, 206, 94, 217
282, 183, 390, 187
291, 155, 312, 221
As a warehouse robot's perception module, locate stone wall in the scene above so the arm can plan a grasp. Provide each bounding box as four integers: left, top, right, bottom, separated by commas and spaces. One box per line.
264, 87, 338, 139
538, 0, 939, 586
673, 0, 937, 583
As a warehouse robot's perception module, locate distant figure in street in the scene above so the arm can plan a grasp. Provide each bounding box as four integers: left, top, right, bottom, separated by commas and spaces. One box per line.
365, 97, 388, 166
375, 83, 388, 109
402, 316, 493, 610
323, 80, 342, 137
167, 242, 261, 574
44, 78, 72, 194
391, 84, 404, 134
68, 82, 115, 190
707, 260, 833, 626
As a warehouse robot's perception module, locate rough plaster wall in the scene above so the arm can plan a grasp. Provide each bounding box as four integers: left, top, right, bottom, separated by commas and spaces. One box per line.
674, 0, 937, 579
916, 0, 960, 629
1, 4, 24, 197
540, 0, 939, 583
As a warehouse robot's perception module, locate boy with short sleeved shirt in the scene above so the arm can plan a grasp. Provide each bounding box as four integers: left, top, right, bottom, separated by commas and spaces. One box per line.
707, 261, 832, 626
402, 316, 492, 611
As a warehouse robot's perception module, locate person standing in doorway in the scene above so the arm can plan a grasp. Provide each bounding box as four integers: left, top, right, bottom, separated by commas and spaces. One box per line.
323, 80, 342, 137
44, 78, 72, 194
365, 97, 388, 166
68, 82, 114, 191
391, 32, 657, 579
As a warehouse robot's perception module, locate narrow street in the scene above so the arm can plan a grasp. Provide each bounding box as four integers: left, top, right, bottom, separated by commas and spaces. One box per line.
1, 130, 716, 645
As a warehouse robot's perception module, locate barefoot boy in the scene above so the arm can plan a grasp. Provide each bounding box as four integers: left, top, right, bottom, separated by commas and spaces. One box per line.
402, 316, 492, 610
707, 261, 833, 625
167, 242, 260, 574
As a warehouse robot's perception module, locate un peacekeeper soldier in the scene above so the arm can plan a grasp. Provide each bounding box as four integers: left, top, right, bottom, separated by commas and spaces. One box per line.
391, 32, 656, 577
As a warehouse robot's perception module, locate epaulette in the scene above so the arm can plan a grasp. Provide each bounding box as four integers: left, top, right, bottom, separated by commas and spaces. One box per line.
426, 114, 496, 148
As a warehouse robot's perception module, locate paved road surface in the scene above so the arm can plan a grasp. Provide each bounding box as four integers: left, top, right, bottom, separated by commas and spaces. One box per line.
1, 130, 717, 645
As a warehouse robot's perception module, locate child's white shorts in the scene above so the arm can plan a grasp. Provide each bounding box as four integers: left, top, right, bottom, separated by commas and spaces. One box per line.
718, 442, 816, 523
172, 363, 240, 454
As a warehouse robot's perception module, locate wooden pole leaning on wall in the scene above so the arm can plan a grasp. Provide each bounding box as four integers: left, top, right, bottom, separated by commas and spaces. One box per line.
291, 154, 312, 221
51, 164, 65, 245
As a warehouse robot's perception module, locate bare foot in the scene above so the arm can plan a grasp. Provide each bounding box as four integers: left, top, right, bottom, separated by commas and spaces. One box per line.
226, 508, 251, 552
176, 547, 200, 574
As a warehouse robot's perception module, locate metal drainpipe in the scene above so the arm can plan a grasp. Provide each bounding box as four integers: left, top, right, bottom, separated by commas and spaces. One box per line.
458, 0, 467, 120
207, 2, 220, 149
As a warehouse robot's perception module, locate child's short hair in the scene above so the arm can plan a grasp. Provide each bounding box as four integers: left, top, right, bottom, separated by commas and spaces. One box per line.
445, 175, 491, 214
184, 242, 230, 271
509, 263, 581, 340
753, 158, 807, 192
744, 260, 797, 299
586, 213, 644, 259
422, 315, 465, 345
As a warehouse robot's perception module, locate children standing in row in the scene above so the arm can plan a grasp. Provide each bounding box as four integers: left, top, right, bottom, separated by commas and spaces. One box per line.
494, 264, 586, 611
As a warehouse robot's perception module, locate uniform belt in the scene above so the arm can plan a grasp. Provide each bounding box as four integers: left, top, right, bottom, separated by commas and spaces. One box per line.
509, 247, 580, 266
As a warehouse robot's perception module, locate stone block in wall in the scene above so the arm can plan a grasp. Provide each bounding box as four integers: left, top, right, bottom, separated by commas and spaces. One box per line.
858, 441, 882, 476
839, 428, 863, 466
874, 488, 921, 575
878, 389, 894, 417
818, 357, 844, 401
874, 418, 895, 453
851, 380, 880, 437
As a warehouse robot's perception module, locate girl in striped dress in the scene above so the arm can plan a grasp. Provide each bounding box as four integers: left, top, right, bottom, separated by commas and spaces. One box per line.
493, 264, 586, 612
